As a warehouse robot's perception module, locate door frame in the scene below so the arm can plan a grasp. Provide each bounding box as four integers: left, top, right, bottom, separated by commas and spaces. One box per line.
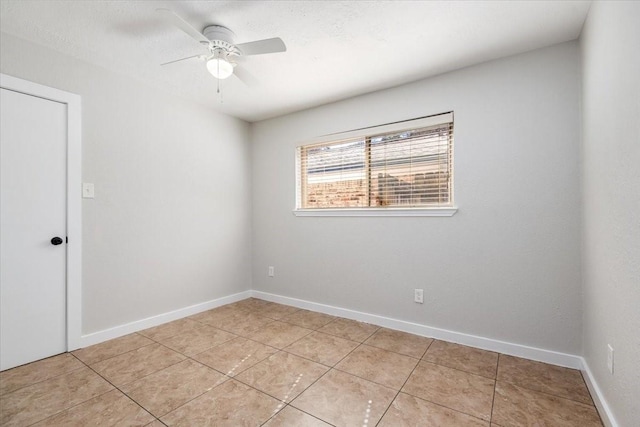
1, 73, 82, 351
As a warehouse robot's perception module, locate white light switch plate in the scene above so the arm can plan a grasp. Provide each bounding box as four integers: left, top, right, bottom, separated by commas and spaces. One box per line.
82, 183, 95, 199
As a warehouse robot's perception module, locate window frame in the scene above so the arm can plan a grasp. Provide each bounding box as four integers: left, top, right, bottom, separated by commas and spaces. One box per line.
294, 112, 457, 217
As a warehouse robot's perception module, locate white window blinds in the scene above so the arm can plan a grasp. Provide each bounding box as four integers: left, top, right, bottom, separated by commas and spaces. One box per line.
296, 112, 453, 210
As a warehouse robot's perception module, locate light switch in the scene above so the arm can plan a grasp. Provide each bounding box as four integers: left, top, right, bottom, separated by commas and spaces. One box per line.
82, 183, 95, 199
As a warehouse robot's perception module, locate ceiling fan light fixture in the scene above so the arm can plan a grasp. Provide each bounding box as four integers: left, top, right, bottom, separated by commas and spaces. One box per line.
206, 57, 234, 79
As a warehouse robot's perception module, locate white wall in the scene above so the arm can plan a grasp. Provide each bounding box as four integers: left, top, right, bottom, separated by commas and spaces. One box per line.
251, 42, 583, 354
580, 2, 640, 426
0, 33, 252, 334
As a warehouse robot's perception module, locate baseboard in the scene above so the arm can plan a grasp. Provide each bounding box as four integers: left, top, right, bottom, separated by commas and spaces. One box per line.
76, 290, 252, 349
75, 290, 617, 424
251, 290, 583, 369
77, 289, 582, 370
581, 358, 619, 427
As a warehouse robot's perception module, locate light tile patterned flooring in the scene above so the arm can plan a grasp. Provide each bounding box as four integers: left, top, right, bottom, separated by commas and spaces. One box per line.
0, 298, 603, 426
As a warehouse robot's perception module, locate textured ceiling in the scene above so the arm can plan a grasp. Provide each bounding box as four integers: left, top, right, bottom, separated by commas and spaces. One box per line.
0, 1, 591, 122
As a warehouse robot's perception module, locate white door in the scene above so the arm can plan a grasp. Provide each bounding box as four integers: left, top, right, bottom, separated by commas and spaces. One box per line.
1, 87, 68, 371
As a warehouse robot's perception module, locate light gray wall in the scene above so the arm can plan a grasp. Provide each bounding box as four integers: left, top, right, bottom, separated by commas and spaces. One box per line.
251, 41, 583, 354
1, 33, 252, 334
580, 2, 640, 426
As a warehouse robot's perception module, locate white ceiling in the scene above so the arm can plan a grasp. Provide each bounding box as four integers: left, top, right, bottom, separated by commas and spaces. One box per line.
0, 1, 591, 122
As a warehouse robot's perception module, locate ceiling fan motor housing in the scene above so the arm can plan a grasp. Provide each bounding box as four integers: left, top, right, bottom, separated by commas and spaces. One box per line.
203, 25, 236, 48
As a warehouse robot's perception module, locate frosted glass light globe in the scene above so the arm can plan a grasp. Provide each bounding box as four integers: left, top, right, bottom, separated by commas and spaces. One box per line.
206, 58, 234, 79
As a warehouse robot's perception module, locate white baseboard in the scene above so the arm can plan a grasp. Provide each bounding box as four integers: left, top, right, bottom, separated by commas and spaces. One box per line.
76, 290, 252, 349
581, 358, 619, 427
251, 290, 583, 369
78, 289, 582, 370
74, 290, 617, 426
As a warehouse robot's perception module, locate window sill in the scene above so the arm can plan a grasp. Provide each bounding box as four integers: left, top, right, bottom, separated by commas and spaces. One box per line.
293, 207, 458, 217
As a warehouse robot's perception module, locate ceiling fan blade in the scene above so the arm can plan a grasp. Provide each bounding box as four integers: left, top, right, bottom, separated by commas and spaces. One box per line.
161, 54, 204, 66
156, 8, 210, 45
236, 37, 286, 56
233, 66, 259, 86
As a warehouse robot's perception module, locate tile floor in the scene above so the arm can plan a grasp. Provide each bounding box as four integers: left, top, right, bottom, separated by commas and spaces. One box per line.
0, 298, 604, 426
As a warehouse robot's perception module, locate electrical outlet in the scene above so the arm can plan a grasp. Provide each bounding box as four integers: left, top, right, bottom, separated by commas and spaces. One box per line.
268, 266, 275, 277
414, 289, 424, 304
607, 344, 614, 374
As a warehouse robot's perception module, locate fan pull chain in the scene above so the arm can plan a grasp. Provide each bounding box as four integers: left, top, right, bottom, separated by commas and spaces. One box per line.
216, 60, 224, 103
217, 77, 224, 103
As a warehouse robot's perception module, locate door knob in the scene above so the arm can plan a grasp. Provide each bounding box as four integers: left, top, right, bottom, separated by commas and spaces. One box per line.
51, 237, 63, 245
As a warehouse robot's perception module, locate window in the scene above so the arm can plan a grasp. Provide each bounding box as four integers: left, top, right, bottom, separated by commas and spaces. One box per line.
295, 112, 455, 216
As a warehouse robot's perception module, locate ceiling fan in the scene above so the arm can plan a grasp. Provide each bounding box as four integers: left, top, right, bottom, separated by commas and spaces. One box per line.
157, 8, 286, 81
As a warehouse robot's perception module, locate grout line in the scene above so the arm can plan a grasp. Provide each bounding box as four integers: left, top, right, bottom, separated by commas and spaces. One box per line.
375, 344, 496, 425
74, 337, 156, 366
222, 370, 290, 413
493, 349, 500, 379
0, 354, 86, 397
494, 378, 598, 407
313, 318, 381, 343
214, 317, 278, 337
119, 343, 237, 420
391, 376, 491, 424
229, 348, 328, 405
141, 375, 231, 420
18, 357, 114, 426
263, 404, 339, 427
274, 336, 387, 423
416, 359, 498, 380
84, 342, 188, 397
381, 390, 491, 426
69, 352, 157, 422
284, 339, 368, 414
279, 344, 358, 369
358, 342, 422, 361
373, 346, 424, 426
490, 354, 500, 423
330, 365, 415, 392
143, 329, 258, 418
136, 317, 205, 342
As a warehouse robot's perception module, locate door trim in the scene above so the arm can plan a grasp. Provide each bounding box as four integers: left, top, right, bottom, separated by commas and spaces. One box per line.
1, 73, 82, 351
